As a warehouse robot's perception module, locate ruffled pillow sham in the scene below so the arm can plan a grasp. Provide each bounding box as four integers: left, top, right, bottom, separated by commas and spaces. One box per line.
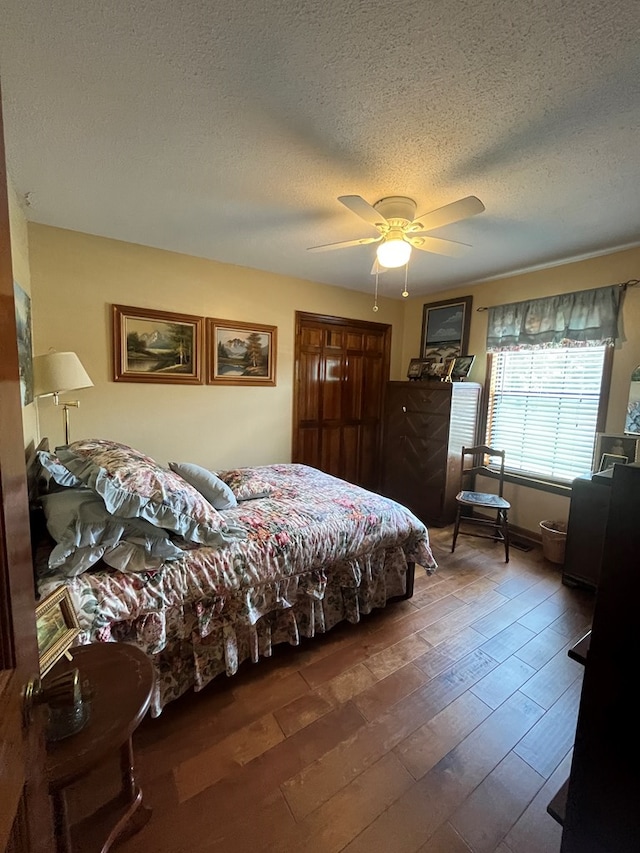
38, 450, 83, 488
40, 488, 185, 576
55, 439, 246, 546
168, 462, 237, 510
217, 468, 274, 501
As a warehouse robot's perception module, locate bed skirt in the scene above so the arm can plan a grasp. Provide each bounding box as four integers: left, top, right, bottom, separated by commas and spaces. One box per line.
108, 544, 415, 716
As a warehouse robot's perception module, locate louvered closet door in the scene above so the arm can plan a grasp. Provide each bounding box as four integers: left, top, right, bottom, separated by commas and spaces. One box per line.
293, 312, 391, 490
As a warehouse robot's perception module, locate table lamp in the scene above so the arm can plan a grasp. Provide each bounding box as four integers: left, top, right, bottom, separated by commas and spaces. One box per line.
33, 351, 94, 445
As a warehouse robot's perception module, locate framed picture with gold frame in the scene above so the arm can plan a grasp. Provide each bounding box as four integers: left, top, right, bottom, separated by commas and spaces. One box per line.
35, 587, 81, 677
112, 304, 204, 384
206, 318, 277, 386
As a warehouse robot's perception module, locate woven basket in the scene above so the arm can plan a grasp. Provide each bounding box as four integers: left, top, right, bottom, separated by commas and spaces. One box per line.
539, 520, 567, 564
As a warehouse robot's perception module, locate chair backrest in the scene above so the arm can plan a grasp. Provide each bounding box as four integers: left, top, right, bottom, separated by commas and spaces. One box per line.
460, 445, 506, 497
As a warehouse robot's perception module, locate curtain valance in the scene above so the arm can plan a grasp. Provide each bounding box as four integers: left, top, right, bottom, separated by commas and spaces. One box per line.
486, 285, 620, 351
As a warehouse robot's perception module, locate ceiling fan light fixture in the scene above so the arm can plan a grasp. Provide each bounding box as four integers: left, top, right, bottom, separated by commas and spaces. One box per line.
376, 233, 411, 268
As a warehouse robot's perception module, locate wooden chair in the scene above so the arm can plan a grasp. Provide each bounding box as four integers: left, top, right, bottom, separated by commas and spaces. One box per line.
451, 445, 511, 562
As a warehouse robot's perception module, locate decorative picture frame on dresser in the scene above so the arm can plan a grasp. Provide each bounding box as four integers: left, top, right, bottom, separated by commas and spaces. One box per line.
112, 304, 204, 384
420, 295, 473, 361
407, 357, 441, 380
443, 354, 476, 382
592, 432, 640, 474
598, 453, 628, 472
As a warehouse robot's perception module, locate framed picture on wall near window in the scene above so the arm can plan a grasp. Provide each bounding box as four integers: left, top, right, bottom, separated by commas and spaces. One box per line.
420, 296, 473, 361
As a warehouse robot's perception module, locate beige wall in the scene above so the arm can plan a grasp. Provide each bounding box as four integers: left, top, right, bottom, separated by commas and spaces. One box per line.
7, 180, 37, 449
28, 223, 640, 535
29, 224, 406, 469
401, 246, 640, 532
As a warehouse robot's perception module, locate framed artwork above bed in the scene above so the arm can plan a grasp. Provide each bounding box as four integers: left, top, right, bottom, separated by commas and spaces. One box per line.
206, 318, 277, 386
112, 304, 204, 384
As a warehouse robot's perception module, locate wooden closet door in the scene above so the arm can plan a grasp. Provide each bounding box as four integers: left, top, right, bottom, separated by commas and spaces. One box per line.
292, 312, 391, 491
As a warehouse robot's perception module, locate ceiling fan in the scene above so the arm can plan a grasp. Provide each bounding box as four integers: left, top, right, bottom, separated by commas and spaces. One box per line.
308, 194, 485, 272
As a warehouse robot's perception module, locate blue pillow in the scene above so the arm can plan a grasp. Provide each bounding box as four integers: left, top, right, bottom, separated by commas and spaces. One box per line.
40, 488, 185, 575
55, 439, 245, 546
38, 450, 83, 488
168, 462, 237, 510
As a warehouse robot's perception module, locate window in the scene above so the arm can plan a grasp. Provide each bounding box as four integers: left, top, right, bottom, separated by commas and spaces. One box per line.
486, 346, 610, 483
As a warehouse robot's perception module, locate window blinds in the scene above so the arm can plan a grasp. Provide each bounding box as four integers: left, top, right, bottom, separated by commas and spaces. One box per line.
487, 346, 606, 482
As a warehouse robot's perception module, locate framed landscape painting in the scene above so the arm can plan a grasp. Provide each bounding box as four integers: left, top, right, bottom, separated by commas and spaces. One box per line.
113, 304, 204, 384
207, 318, 277, 386
420, 295, 473, 361
35, 587, 80, 677
14, 281, 34, 405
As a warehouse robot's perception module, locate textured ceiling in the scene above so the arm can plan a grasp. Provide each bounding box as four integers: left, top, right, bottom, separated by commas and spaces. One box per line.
0, 0, 639, 298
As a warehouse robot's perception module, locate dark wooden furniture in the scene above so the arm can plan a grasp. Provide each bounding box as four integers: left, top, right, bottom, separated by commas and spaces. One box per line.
380, 380, 481, 526
45, 643, 154, 853
562, 472, 612, 590
546, 630, 591, 826
554, 463, 640, 852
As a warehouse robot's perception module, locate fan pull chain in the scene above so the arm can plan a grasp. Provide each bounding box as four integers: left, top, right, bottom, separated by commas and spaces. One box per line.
402, 263, 409, 298
373, 270, 379, 312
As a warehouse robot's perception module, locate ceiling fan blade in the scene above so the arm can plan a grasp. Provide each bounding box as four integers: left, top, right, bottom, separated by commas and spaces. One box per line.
307, 235, 382, 252
338, 195, 388, 229
406, 234, 471, 257
409, 195, 485, 234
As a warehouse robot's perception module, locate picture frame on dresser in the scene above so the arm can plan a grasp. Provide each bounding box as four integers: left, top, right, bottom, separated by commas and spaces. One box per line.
592, 433, 640, 474
420, 295, 473, 361
443, 354, 476, 382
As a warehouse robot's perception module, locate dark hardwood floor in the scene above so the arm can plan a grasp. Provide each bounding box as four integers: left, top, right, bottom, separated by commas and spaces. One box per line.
84, 526, 595, 852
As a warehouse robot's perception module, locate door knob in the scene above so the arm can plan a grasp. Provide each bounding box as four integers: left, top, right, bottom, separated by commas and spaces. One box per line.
23, 668, 81, 727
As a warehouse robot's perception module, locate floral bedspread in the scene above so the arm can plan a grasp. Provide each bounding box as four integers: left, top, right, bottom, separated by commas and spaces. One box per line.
38, 464, 437, 715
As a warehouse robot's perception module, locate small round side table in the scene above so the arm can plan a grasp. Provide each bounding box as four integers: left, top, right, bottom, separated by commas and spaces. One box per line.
44, 643, 155, 853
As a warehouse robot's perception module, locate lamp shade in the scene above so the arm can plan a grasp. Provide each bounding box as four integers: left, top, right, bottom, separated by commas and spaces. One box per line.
33, 352, 94, 397
376, 234, 412, 269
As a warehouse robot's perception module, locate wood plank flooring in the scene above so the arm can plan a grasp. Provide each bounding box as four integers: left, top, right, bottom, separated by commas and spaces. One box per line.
89, 527, 595, 852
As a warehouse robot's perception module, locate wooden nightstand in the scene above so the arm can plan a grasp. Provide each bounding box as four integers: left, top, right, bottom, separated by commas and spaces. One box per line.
44, 643, 155, 853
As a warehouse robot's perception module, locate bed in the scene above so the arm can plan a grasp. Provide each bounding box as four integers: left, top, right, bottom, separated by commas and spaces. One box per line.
32, 438, 437, 716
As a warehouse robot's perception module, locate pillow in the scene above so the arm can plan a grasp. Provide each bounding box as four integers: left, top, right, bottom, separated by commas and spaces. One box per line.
168, 462, 237, 510
44, 543, 108, 577
40, 488, 185, 575
45, 540, 181, 577
38, 450, 83, 488
55, 439, 246, 546
217, 468, 274, 501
